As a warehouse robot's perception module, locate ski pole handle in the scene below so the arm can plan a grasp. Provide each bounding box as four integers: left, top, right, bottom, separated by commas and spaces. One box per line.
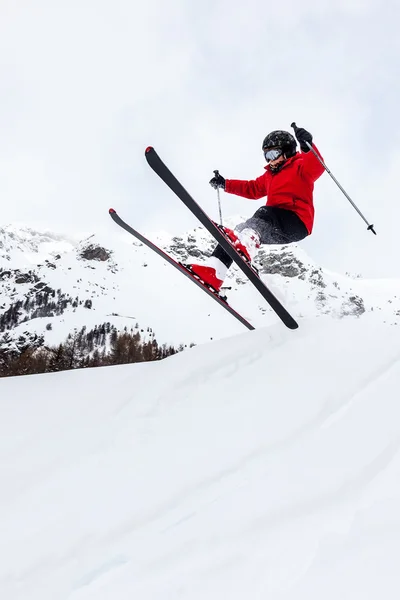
291, 122, 313, 151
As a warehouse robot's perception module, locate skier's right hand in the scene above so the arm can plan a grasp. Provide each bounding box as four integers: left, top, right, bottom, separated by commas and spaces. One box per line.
209, 173, 226, 190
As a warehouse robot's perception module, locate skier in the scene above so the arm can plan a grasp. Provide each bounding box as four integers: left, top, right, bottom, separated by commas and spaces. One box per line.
189, 126, 325, 292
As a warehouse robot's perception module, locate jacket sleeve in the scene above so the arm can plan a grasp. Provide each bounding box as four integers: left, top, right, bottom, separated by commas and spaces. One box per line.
300, 144, 325, 181
224, 174, 267, 200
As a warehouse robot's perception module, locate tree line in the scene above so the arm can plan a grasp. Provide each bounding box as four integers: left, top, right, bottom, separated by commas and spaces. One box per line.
0, 322, 189, 378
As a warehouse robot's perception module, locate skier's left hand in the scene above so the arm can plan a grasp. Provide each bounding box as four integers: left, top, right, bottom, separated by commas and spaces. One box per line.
294, 127, 313, 153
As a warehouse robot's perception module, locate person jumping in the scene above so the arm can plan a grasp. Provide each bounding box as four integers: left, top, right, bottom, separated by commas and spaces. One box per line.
189, 125, 325, 292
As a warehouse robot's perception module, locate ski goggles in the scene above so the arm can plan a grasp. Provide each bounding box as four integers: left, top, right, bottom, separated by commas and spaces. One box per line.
264, 148, 283, 162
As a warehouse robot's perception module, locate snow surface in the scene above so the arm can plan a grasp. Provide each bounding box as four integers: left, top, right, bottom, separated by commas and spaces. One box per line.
2, 318, 400, 599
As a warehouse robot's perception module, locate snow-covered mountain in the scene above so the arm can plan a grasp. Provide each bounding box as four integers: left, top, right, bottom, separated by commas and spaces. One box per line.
1, 217, 400, 354
2, 318, 400, 599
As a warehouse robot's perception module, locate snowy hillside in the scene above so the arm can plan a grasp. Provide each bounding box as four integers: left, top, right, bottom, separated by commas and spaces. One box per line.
1, 318, 400, 599
1, 218, 400, 355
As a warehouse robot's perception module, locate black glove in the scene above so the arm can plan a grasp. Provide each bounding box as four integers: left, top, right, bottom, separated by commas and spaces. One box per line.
209, 172, 226, 190
294, 127, 313, 153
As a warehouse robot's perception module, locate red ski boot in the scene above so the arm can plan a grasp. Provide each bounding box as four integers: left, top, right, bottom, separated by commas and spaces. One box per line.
221, 227, 260, 263
188, 264, 224, 292
187, 256, 229, 293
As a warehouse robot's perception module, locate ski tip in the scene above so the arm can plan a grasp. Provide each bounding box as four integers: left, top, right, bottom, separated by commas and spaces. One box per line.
145, 146, 154, 154
109, 208, 116, 214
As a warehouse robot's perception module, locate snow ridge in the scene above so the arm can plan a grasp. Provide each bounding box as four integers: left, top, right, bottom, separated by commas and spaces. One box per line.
1, 218, 400, 354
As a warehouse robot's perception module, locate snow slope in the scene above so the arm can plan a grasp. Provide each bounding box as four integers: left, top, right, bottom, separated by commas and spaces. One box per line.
1, 318, 400, 599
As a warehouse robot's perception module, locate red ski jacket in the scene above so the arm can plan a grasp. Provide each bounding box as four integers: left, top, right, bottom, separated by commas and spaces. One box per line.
225, 144, 325, 234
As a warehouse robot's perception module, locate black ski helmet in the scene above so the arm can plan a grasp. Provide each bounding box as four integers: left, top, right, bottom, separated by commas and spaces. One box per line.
262, 130, 297, 158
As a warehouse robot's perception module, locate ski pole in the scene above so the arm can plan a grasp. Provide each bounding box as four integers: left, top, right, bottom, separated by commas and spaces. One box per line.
213, 169, 223, 225
291, 122, 376, 235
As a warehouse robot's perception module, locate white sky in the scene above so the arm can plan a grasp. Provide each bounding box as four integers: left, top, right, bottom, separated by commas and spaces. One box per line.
1, 0, 399, 277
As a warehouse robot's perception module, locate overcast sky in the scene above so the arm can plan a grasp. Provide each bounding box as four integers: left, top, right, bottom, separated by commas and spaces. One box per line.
1, 0, 399, 277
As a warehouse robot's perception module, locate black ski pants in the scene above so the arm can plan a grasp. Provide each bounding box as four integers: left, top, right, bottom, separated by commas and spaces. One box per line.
213, 206, 308, 268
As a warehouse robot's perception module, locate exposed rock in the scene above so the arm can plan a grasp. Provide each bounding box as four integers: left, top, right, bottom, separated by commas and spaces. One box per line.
169, 237, 188, 257
80, 244, 111, 262
169, 236, 211, 260
186, 244, 206, 259
0, 270, 40, 285
308, 268, 327, 289
257, 248, 308, 278
340, 295, 365, 317
15, 271, 40, 284
315, 290, 328, 308
0, 270, 12, 281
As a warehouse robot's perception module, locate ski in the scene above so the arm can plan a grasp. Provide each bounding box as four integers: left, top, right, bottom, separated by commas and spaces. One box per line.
145, 146, 299, 330
109, 208, 255, 331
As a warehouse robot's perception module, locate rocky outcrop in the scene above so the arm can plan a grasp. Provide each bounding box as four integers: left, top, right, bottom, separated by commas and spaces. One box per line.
340, 295, 366, 317
80, 244, 111, 262
257, 248, 308, 278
